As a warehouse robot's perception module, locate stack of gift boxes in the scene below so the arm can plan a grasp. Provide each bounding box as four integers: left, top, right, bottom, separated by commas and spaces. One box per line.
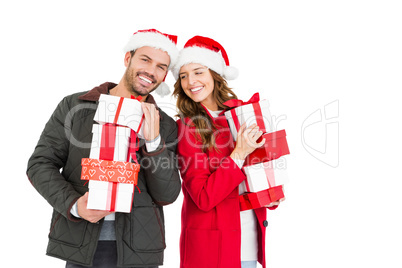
224, 93, 290, 211
80, 94, 144, 213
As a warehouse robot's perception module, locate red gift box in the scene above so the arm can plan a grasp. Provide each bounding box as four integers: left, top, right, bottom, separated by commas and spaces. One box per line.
239, 185, 284, 211
243, 129, 289, 167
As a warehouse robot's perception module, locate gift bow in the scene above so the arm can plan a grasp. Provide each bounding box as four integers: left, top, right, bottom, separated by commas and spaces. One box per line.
224, 92, 266, 133
223, 92, 260, 108
131, 95, 142, 101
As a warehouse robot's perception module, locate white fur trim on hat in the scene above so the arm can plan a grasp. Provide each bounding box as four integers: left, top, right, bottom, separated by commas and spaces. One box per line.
172, 46, 238, 80
123, 31, 179, 68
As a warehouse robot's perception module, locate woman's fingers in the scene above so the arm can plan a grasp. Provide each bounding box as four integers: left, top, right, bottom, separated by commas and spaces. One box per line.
231, 123, 266, 160
255, 137, 266, 148
243, 124, 264, 147
237, 123, 247, 137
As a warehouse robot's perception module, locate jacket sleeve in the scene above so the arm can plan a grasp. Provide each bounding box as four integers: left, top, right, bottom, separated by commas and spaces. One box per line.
26, 97, 81, 220
177, 119, 246, 212
140, 114, 181, 206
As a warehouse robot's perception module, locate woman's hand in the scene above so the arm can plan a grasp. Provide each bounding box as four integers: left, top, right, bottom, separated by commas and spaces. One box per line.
230, 123, 265, 160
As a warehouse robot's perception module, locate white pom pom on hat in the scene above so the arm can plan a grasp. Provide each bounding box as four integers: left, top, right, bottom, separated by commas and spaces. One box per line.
172, 35, 239, 80
154, 75, 171, 97
123, 29, 179, 97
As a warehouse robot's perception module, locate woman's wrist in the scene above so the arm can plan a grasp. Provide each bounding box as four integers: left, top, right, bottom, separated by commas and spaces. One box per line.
230, 148, 249, 160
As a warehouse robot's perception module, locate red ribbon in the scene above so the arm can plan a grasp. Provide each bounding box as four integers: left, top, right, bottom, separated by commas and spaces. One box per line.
99, 124, 118, 211
128, 95, 143, 193
99, 124, 117, 162
113, 97, 124, 124
230, 109, 241, 131
131, 95, 145, 133
252, 102, 266, 133
131, 95, 142, 102
223, 92, 260, 108
127, 130, 141, 194
127, 130, 138, 163
113, 95, 145, 133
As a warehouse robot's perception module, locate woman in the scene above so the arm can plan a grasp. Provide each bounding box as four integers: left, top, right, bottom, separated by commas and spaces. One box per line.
173, 36, 279, 268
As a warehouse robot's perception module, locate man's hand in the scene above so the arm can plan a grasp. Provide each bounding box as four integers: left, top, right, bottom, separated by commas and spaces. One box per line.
77, 192, 112, 223
141, 102, 160, 141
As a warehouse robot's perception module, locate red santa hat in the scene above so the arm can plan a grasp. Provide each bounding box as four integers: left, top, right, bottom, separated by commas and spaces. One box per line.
172, 35, 239, 80
123, 29, 179, 97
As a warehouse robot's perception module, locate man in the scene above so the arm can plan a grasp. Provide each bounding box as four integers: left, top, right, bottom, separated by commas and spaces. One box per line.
27, 29, 181, 268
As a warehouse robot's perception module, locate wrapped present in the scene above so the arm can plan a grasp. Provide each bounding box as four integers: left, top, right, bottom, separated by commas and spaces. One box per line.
81, 158, 140, 184
224, 93, 272, 141
243, 159, 289, 192
94, 94, 144, 137
81, 158, 140, 212
89, 124, 132, 161
239, 185, 284, 211
243, 129, 290, 166
83, 124, 140, 213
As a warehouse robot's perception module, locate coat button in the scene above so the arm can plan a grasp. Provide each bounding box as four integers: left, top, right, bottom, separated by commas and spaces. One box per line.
263, 220, 268, 227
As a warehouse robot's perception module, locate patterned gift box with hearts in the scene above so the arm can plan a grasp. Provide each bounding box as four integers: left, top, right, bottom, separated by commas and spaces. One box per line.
81, 158, 140, 213
81, 158, 140, 184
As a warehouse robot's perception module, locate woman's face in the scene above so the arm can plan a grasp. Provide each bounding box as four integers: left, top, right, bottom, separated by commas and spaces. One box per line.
179, 63, 217, 110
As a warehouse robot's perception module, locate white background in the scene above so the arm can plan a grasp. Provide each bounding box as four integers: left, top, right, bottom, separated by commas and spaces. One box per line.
1, 0, 401, 267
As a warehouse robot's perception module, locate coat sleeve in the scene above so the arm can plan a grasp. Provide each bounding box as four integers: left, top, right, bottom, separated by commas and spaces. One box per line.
140, 113, 181, 206
26, 97, 82, 221
177, 119, 246, 212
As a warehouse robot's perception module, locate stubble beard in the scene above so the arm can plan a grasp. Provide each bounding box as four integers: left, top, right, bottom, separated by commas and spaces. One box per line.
124, 65, 159, 97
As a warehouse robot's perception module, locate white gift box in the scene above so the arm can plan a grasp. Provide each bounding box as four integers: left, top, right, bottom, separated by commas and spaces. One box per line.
225, 99, 273, 141
243, 158, 289, 193
89, 124, 131, 161
94, 94, 144, 137
86, 124, 136, 213
87, 180, 135, 213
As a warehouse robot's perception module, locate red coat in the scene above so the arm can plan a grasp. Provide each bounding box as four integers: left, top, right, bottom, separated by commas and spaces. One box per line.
177, 109, 272, 268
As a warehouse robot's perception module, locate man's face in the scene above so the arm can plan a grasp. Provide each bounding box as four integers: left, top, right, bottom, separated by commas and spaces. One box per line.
124, 46, 170, 96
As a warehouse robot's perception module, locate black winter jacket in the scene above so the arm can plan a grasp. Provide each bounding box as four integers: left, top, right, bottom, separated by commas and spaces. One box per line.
27, 82, 181, 266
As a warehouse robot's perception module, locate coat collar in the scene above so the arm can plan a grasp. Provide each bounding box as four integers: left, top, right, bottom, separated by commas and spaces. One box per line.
199, 103, 229, 127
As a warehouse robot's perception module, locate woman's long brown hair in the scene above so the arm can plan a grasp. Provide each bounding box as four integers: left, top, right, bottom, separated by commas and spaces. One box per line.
173, 69, 238, 152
